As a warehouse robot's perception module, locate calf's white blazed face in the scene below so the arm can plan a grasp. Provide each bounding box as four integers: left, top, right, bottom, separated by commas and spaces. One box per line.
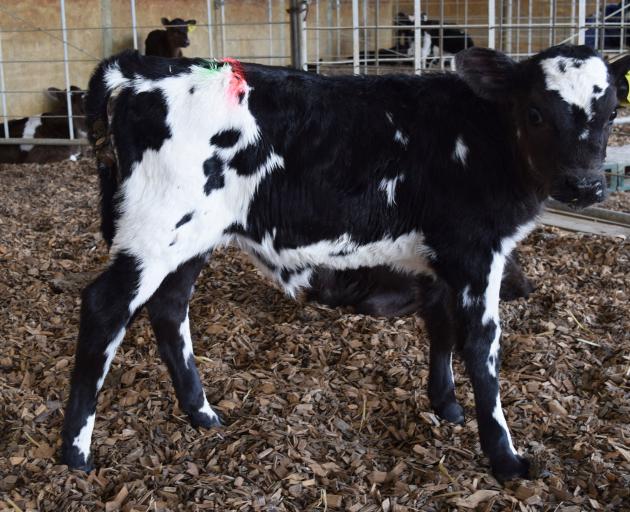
540, 56, 609, 121
456, 45, 618, 209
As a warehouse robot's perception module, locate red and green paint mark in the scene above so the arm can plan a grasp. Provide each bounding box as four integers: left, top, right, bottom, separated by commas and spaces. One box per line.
200, 58, 246, 105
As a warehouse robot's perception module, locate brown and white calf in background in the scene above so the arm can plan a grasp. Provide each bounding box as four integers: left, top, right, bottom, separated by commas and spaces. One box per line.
0, 86, 87, 164
144, 17, 197, 58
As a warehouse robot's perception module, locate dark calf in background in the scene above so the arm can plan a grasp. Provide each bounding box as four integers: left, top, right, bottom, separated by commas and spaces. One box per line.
145, 17, 196, 58
0, 86, 87, 164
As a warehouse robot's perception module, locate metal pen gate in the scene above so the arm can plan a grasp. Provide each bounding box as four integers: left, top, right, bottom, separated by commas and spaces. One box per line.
1, 0, 630, 150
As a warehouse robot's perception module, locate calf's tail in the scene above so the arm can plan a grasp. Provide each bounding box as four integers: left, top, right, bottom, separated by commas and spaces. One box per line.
85, 52, 132, 247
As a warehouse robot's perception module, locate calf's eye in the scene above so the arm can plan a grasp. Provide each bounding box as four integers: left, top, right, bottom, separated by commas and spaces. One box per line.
609, 109, 617, 122
528, 107, 543, 126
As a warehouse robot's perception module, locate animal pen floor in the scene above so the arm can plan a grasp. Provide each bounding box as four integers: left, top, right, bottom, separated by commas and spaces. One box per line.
0, 158, 628, 512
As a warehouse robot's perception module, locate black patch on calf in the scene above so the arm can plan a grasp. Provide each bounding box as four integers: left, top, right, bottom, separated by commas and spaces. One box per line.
189, 86, 195, 94
593, 85, 602, 94
203, 156, 225, 194
229, 143, 272, 176
280, 268, 292, 282
558, 61, 566, 73
111, 88, 171, 179
210, 129, 241, 148
175, 212, 193, 228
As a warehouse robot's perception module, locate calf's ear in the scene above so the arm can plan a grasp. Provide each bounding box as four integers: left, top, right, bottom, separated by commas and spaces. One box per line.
187, 19, 197, 25
607, 53, 630, 105
161, 17, 170, 26
46, 87, 64, 102
456, 47, 517, 102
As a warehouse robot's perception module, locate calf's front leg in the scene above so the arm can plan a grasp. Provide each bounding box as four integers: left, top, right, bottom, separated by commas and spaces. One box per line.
453, 256, 530, 481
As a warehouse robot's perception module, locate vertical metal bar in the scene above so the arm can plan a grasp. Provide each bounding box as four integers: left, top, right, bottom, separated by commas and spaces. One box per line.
505, 0, 513, 54
375, 0, 380, 72
515, 0, 520, 56
289, 0, 303, 69
527, 0, 532, 54
301, 0, 307, 70
0, 29, 9, 138
268, 0, 274, 64
414, 0, 421, 73
101, 0, 113, 57
598, 0, 606, 53
571, 0, 576, 44
315, 0, 321, 72
352, 0, 360, 74
439, 0, 444, 69
130, 0, 138, 50
578, 0, 586, 45
488, 0, 496, 49
362, 0, 368, 73
206, 0, 214, 59
220, 1, 226, 56
594, 0, 600, 50
280, 0, 286, 65
465, 0, 469, 48
326, 0, 333, 60
549, 0, 554, 46
336, 0, 341, 60
621, 0, 626, 54
60, 0, 75, 140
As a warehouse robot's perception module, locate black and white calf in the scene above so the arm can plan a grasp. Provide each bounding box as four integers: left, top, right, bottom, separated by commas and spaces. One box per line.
61, 46, 618, 481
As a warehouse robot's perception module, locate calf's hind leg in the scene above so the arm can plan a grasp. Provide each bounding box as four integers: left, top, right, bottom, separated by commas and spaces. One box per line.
146, 255, 220, 428
61, 254, 143, 470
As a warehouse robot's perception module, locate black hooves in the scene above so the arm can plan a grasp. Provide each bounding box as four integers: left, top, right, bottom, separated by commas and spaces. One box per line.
434, 401, 465, 425
188, 410, 223, 429
60, 444, 94, 473
492, 453, 532, 483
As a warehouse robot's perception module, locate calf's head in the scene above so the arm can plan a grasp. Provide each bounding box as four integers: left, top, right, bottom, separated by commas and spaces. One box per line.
457, 45, 620, 208
162, 17, 196, 49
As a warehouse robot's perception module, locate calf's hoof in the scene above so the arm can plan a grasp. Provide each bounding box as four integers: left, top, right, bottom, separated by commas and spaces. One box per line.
433, 401, 465, 425
60, 444, 94, 473
491, 453, 531, 483
188, 408, 222, 429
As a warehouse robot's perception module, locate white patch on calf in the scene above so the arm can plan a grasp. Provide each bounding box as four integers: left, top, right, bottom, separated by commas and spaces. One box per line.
104, 64, 127, 91
72, 413, 95, 461
492, 393, 517, 455
540, 56, 608, 120
96, 328, 126, 392
199, 397, 220, 422
110, 64, 277, 312
237, 230, 435, 298
394, 130, 409, 147
487, 325, 501, 377
462, 285, 481, 308
421, 32, 433, 63
20, 117, 42, 151
579, 129, 589, 140
284, 268, 314, 298
180, 308, 193, 368
452, 135, 468, 165
379, 175, 404, 206
482, 222, 535, 326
